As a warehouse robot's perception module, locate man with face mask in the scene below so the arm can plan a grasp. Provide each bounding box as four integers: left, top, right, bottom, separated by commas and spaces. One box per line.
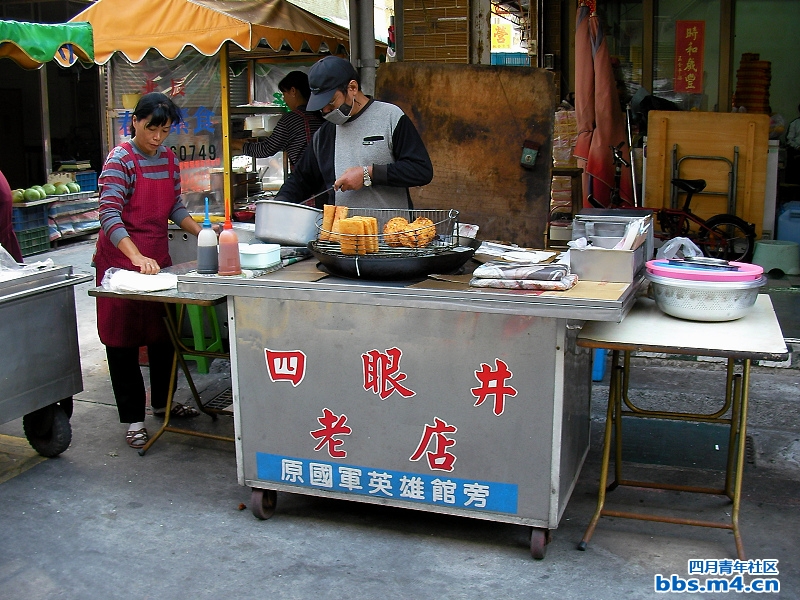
271, 56, 433, 209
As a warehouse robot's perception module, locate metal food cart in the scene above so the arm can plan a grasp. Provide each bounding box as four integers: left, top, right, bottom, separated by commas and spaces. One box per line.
179, 261, 639, 558
0, 265, 91, 456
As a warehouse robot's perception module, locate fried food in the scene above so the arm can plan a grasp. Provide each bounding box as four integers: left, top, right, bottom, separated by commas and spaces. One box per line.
383, 217, 409, 247
400, 217, 436, 248
319, 204, 336, 241
338, 217, 367, 255
356, 216, 379, 252
330, 206, 348, 242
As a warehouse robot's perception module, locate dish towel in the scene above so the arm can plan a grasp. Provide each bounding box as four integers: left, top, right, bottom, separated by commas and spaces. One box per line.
470, 262, 578, 291
102, 268, 178, 293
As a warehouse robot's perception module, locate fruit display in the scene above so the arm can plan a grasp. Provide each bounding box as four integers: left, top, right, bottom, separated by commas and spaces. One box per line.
13, 180, 81, 202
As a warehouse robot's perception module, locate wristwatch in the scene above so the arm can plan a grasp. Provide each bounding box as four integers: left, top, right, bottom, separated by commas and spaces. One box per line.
363, 166, 372, 187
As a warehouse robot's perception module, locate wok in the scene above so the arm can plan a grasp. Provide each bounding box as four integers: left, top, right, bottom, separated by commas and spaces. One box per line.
309, 238, 480, 281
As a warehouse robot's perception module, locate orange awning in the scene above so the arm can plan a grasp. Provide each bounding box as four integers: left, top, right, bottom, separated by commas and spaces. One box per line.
63, 0, 352, 65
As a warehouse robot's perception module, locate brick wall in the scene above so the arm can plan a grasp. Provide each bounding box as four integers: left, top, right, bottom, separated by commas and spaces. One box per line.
403, 0, 470, 63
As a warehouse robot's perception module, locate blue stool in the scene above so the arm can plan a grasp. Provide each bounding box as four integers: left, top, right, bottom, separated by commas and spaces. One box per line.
592, 348, 607, 381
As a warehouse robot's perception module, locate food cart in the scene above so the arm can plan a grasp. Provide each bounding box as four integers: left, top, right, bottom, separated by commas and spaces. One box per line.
178, 261, 640, 558
0, 20, 94, 456
0, 266, 91, 456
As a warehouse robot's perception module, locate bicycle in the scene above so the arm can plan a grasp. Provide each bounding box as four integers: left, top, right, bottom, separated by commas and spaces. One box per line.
658, 178, 756, 263
586, 144, 756, 262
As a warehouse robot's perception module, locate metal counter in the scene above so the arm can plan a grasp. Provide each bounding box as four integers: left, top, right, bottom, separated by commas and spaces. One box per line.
0, 265, 91, 456
179, 261, 641, 558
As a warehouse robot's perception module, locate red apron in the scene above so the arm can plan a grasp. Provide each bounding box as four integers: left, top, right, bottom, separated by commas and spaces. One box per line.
95, 143, 176, 347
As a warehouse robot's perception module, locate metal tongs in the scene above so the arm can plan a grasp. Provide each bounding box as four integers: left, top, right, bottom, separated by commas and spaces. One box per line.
299, 186, 334, 207
666, 256, 739, 271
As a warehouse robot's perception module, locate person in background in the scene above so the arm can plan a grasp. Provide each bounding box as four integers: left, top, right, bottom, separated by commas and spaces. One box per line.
231, 71, 324, 171
769, 106, 785, 141
272, 56, 433, 209
0, 169, 23, 262
786, 103, 800, 185
95, 92, 204, 450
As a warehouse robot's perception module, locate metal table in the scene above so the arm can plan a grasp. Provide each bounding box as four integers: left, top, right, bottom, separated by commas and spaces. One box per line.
88, 264, 232, 455
576, 295, 788, 559
0, 265, 90, 456
179, 260, 641, 559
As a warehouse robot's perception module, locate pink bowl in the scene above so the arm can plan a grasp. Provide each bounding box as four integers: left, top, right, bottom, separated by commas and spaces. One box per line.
646, 259, 763, 282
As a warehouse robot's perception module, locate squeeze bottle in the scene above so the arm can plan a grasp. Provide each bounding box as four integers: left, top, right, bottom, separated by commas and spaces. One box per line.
196, 197, 218, 274
217, 220, 242, 276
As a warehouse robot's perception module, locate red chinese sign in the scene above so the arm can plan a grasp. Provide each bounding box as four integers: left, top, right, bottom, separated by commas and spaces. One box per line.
362, 347, 415, 400
674, 21, 705, 93
310, 408, 352, 458
409, 417, 458, 472
471, 359, 518, 416
265, 349, 306, 386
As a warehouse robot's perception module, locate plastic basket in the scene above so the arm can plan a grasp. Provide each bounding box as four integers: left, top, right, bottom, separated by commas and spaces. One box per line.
17, 226, 51, 257
490, 52, 531, 66
12, 204, 49, 232
74, 170, 98, 192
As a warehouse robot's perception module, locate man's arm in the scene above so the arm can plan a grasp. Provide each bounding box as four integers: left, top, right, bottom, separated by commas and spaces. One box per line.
239, 113, 296, 158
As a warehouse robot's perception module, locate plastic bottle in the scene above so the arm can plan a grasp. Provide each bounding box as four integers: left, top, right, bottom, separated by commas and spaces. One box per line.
217, 220, 242, 276
196, 197, 218, 274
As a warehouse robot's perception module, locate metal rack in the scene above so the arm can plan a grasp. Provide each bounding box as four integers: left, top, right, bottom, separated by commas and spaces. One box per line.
671, 144, 738, 215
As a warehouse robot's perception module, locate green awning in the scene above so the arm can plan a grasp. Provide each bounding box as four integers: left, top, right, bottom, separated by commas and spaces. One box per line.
0, 19, 94, 69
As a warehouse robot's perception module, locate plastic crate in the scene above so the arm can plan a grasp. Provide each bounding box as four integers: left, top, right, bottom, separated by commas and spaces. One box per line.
12, 204, 49, 232
74, 170, 98, 192
17, 226, 51, 257
490, 52, 531, 66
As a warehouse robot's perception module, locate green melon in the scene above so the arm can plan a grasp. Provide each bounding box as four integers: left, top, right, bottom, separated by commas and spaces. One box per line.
54, 184, 70, 195
23, 188, 41, 201
66, 182, 80, 193
43, 183, 57, 196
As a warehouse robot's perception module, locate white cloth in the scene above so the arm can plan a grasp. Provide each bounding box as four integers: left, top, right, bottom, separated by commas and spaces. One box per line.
103, 268, 177, 293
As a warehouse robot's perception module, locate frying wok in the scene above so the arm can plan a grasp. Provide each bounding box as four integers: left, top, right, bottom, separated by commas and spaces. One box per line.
309, 238, 480, 281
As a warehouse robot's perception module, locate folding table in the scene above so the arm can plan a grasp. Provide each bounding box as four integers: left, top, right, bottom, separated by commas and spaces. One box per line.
576, 294, 788, 559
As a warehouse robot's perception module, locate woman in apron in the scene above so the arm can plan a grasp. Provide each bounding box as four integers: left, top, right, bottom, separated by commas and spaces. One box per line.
95, 93, 204, 449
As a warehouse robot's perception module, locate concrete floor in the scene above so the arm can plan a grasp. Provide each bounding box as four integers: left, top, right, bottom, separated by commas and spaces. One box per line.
1, 237, 799, 599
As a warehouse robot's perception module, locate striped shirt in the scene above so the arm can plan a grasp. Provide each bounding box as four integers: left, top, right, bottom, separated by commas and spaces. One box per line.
98, 143, 190, 248
242, 106, 324, 167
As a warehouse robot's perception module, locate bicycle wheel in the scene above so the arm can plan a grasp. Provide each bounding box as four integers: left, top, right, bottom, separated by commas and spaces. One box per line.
700, 215, 755, 262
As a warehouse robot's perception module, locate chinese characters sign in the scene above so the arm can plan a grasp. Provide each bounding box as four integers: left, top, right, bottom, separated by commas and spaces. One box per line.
257, 452, 518, 514
674, 21, 705, 94
260, 344, 522, 514
491, 22, 512, 50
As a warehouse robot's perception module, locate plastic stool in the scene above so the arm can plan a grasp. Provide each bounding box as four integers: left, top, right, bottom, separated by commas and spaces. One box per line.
181, 304, 223, 374
592, 348, 607, 381
752, 240, 800, 275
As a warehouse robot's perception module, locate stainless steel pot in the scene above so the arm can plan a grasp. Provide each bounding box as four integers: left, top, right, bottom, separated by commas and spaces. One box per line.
255, 200, 322, 246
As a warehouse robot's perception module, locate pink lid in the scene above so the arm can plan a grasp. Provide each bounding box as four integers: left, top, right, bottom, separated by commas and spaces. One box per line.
646, 260, 763, 282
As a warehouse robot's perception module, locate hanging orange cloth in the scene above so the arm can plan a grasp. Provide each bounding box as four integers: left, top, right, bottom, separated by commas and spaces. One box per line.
573, 4, 633, 207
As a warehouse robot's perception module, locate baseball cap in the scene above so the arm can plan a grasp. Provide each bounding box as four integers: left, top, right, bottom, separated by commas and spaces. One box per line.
306, 56, 359, 111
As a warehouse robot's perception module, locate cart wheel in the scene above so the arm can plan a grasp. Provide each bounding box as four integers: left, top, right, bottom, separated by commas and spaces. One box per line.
250, 488, 277, 520
22, 404, 72, 458
59, 397, 74, 419
530, 527, 551, 560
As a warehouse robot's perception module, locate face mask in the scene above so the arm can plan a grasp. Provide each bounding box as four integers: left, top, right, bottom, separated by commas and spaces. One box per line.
324, 102, 352, 125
